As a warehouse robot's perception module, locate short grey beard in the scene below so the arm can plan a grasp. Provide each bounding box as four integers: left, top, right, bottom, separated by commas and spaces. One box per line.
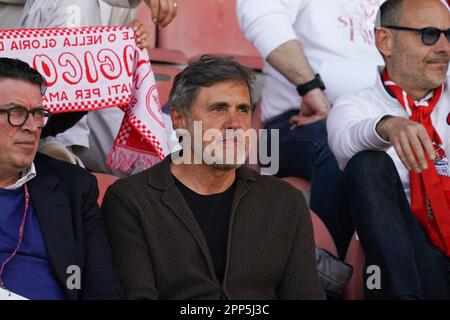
185, 119, 248, 170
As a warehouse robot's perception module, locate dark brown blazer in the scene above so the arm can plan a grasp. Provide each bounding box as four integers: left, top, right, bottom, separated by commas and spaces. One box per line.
102, 156, 325, 300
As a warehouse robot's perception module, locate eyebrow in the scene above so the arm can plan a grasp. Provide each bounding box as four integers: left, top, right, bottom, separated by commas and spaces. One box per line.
0, 102, 45, 110
238, 103, 252, 109
208, 101, 230, 109
208, 102, 252, 109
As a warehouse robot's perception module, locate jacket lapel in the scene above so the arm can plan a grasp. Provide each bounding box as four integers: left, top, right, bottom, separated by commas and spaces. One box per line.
28, 160, 76, 299
221, 167, 252, 289
162, 183, 216, 269
147, 156, 257, 283
148, 157, 217, 278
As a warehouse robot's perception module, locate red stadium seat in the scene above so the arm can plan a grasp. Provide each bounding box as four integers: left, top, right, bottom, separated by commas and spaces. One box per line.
136, 2, 188, 64
92, 172, 119, 205
156, 0, 263, 70
281, 177, 311, 192
152, 63, 183, 105
149, 48, 188, 65
342, 233, 366, 300
310, 210, 338, 257
134, 1, 157, 48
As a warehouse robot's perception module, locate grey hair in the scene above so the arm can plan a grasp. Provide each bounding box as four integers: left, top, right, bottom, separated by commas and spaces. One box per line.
169, 55, 255, 115
377, 0, 407, 27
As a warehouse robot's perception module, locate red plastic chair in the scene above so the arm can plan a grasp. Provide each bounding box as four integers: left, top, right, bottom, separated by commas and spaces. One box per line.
152, 63, 183, 105
281, 177, 311, 192
342, 233, 366, 300
136, 1, 188, 65
310, 210, 338, 257
149, 48, 188, 65
156, 0, 263, 69
93, 172, 119, 205
134, 1, 157, 48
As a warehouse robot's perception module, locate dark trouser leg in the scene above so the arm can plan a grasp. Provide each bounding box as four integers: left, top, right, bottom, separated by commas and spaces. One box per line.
346, 151, 450, 299
265, 112, 352, 258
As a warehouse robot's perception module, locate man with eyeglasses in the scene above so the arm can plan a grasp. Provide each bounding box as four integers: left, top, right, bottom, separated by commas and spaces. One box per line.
0, 57, 122, 299
328, 0, 450, 299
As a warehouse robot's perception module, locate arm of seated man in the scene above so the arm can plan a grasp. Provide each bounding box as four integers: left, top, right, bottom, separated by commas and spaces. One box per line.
376, 115, 436, 173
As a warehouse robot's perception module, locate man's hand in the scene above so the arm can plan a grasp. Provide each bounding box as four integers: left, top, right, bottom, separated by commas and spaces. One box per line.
266, 40, 329, 129
129, 19, 150, 49
289, 88, 331, 128
376, 116, 436, 173
145, 0, 177, 27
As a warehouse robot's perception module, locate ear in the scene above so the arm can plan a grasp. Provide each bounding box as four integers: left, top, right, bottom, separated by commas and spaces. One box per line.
375, 27, 393, 58
170, 107, 186, 130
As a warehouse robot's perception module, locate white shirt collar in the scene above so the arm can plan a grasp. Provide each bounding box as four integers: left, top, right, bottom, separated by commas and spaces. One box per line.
4, 163, 37, 190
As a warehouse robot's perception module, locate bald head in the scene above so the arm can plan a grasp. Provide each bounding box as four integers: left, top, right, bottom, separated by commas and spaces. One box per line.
381, 0, 449, 27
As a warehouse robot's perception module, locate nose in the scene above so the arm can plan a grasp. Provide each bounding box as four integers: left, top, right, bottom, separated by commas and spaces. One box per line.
20, 112, 39, 133
224, 109, 242, 130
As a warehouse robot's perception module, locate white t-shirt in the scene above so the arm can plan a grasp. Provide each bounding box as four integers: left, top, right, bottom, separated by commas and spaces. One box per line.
237, 0, 385, 122
19, 0, 139, 28
327, 71, 450, 201
0, 0, 26, 29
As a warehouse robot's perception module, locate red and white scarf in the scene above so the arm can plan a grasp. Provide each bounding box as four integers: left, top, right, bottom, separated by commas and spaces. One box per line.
0, 26, 168, 173
382, 68, 450, 256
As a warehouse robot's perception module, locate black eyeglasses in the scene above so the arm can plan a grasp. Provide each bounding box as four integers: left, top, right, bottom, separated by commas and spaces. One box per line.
0, 105, 52, 128
383, 25, 450, 46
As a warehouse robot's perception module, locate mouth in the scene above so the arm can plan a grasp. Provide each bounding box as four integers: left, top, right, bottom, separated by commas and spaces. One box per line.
15, 141, 36, 147
222, 137, 246, 146
427, 60, 449, 68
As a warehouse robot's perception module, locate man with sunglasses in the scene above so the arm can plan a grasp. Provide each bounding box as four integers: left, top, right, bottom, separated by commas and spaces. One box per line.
328, 0, 450, 299
0, 57, 122, 299
237, 0, 386, 259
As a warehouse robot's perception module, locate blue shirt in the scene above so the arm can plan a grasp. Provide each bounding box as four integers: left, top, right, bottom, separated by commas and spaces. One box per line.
0, 186, 65, 300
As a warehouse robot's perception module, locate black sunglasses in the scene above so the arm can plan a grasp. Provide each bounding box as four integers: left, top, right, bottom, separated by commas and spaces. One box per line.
383, 25, 450, 46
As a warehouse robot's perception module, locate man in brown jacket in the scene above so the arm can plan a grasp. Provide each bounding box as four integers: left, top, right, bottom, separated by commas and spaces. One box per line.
101, 55, 325, 300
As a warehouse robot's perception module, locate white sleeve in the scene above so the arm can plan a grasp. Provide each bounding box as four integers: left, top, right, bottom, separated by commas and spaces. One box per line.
327, 95, 392, 170
101, 0, 140, 9
236, 0, 306, 59
52, 115, 91, 149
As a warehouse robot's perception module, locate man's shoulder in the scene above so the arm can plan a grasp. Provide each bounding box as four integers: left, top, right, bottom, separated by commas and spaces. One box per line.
335, 85, 377, 105
243, 167, 306, 200
106, 166, 152, 198
331, 83, 385, 119
34, 152, 95, 182
111, 168, 148, 188
242, 168, 309, 224
111, 156, 177, 191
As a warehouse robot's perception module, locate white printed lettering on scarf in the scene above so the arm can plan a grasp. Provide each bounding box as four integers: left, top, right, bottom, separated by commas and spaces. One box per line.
0, 26, 169, 173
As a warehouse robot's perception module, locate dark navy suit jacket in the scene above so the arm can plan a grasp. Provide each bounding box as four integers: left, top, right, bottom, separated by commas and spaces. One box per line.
28, 153, 123, 299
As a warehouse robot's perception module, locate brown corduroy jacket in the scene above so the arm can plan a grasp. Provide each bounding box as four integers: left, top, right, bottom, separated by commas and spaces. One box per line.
101, 156, 325, 300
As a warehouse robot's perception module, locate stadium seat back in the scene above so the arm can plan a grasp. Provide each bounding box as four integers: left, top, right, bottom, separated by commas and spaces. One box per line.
310, 210, 338, 257
93, 172, 119, 205
157, 0, 262, 69
135, 1, 157, 48
342, 233, 365, 299
152, 63, 183, 105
